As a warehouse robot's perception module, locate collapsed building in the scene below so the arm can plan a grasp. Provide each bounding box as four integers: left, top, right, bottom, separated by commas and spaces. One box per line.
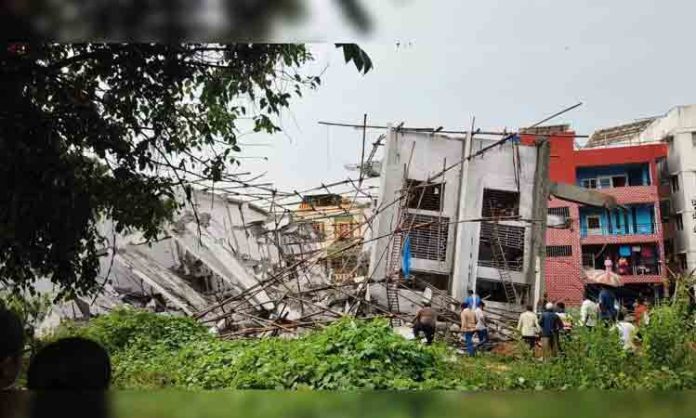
37, 125, 618, 342
39, 190, 371, 337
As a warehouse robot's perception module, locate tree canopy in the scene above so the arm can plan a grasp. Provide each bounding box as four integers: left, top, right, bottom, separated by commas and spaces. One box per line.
0, 43, 371, 299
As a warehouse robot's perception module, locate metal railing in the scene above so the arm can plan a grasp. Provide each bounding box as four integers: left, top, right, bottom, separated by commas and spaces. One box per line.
580, 222, 658, 237
581, 253, 662, 276
477, 259, 524, 272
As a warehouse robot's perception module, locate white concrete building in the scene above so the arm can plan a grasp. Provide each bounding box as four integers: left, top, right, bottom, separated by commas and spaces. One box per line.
587, 105, 696, 274
368, 128, 541, 306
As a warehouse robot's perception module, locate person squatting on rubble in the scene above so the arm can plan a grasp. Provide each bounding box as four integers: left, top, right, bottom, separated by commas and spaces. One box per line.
412, 300, 436, 345
517, 305, 540, 350
460, 301, 478, 356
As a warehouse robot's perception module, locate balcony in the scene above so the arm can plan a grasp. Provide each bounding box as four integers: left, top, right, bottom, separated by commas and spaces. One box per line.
581, 221, 657, 236
579, 204, 660, 244
582, 243, 663, 283
576, 164, 658, 204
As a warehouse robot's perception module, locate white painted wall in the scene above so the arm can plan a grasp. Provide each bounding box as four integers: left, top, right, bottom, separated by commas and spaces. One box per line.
633, 105, 696, 271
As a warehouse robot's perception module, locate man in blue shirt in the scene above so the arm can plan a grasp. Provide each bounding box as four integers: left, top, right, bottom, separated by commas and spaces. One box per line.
599, 286, 617, 323
464, 290, 481, 310
540, 303, 563, 358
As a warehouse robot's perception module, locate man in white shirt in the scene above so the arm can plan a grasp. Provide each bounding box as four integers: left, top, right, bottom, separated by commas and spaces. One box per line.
474, 301, 488, 350
615, 312, 637, 352
517, 305, 540, 350
580, 292, 599, 329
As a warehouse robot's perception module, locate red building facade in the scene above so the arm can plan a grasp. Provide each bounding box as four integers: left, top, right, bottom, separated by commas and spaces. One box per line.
522, 130, 668, 305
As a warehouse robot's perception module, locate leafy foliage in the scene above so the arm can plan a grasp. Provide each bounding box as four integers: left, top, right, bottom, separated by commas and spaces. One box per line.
0, 43, 369, 299
50, 304, 695, 391
0, 290, 52, 355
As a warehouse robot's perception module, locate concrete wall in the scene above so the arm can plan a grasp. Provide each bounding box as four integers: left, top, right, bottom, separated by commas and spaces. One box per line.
633, 105, 696, 270
369, 129, 462, 283
370, 129, 538, 304
454, 139, 537, 299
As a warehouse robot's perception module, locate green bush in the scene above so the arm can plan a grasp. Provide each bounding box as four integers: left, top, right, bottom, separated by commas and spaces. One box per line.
50, 306, 696, 391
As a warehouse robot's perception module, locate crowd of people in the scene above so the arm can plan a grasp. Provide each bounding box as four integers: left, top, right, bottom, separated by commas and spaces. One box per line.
516, 287, 651, 357
411, 286, 653, 357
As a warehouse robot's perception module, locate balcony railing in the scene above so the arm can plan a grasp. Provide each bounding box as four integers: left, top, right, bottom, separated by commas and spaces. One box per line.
477, 259, 524, 272
582, 254, 661, 276
580, 222, 657, 238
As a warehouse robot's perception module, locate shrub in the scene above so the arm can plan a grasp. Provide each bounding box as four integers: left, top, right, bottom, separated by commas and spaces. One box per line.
50, 307, 696, 391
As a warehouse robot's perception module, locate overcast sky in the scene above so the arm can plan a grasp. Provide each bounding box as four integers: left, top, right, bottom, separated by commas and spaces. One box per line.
235, 0, 696, 196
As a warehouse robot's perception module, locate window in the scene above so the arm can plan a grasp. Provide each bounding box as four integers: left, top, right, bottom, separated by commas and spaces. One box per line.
581, 178, 597, 189
611, 176, 627, 187
598, 177, 612, 189
335, 223, 354, 239
404, 213, 449, 261
405, 180, 444, 211
671, 175, 680, 192
657, 158, 670, 185
312, 222, 325, 238
548, 207, 570, 218
478, 223, 525, 272
692, 132, 696, 147
587, 216, 601, 233
482, 189, 520, 218
660, 200, 672, 222
546, 245, 572, 257
676, 213, 684, 231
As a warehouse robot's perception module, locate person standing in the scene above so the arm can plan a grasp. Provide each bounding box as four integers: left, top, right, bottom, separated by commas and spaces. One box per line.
474, 301, 489, 351
599, 285, 618, 323
464, 290, 481, 310
633, 297, 649, 325
460, 302, 477, 356
517, 305, 540, 350
604, 255, 613, 274
580, 292, 599, 329
540, 303, 563, 358
412, 301, 436, 345
615, 312, 638, 352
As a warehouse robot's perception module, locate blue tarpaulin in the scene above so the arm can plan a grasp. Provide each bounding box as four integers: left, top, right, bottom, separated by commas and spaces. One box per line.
402, 235, 411, 279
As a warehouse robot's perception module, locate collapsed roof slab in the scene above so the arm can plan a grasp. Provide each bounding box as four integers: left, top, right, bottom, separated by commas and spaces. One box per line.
169, 224, 277, 312
116, 248, 209, 315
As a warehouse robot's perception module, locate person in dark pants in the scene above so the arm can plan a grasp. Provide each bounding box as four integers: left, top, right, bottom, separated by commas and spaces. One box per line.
599, 286, 618, 324
460, 302, 477, 356
517, 305, 540, 350
474, 301, 489, 351
412, 301, 436, 345
540, 303, 563, 359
